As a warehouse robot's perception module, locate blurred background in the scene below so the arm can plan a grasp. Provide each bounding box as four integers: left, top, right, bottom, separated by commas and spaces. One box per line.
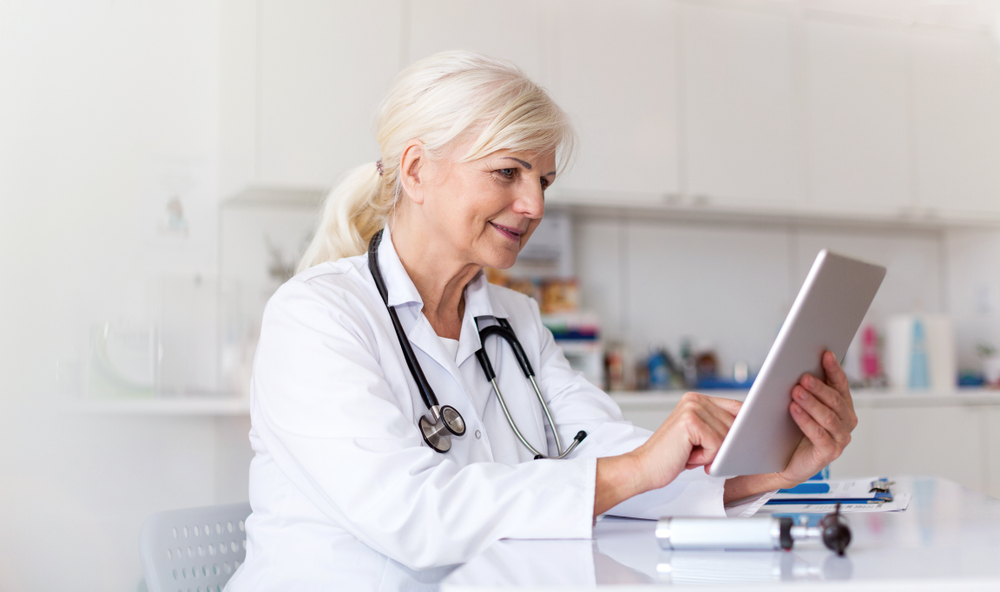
3, 1, 1000, 589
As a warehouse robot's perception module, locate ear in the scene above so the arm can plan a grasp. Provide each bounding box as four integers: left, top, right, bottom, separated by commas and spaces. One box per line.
399, 140, 427, 205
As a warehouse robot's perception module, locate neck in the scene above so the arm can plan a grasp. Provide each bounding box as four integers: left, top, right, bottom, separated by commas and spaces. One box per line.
389, 223, 481, 340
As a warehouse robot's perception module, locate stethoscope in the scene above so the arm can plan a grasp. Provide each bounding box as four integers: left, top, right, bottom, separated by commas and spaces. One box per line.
368, 229, 587, 458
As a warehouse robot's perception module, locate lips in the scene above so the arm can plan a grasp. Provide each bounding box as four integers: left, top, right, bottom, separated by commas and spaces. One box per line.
490, 222, 525, 242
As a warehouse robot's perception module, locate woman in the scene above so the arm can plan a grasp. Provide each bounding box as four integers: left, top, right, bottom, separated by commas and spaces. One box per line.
227, 51, 856, 591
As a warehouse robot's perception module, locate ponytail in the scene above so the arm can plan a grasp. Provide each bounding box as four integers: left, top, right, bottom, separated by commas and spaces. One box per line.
296, 162, 395, 273
296, 51, 574, 274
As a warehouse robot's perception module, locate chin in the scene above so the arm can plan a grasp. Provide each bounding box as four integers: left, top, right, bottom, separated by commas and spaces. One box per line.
484, 249, 520, 270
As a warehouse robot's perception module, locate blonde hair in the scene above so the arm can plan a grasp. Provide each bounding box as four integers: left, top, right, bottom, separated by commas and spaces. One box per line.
297, 51, 575, 272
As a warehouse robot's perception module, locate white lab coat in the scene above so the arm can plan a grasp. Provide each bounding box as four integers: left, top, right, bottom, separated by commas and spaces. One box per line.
226, 227, 766, 592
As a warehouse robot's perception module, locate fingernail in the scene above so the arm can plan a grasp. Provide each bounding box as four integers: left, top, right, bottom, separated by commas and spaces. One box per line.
793, 388, 803, 401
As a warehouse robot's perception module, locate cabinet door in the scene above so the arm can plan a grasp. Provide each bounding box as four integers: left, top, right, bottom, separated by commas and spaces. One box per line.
912, 30, 1000, 218
829, 406, 876, 478
546, 0, 680, 203
868, 406, 987, 494
615, 398, 677, 433
257, 0, 404, 188
407, 0, 546, 82
804, 20, 911, 216
680, 3, 801, 210
987, 407, 1000, 499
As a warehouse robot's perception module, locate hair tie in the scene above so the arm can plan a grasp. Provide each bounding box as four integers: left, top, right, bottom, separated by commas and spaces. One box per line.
376, 160, 384, 177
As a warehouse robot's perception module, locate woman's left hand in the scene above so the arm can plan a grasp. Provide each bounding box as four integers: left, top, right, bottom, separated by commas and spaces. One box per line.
777, 350, 858, 486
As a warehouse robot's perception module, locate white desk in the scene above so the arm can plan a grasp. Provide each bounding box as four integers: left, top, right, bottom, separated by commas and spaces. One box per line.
442, 477, 1000, 591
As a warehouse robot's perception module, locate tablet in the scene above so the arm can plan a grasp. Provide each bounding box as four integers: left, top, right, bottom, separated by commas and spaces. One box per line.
708, 250, 886, 477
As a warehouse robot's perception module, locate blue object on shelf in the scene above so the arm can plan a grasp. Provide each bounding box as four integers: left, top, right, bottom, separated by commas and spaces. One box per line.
695, 376, 755, 390
648, 351, 671, 390
959, 372, 985, 387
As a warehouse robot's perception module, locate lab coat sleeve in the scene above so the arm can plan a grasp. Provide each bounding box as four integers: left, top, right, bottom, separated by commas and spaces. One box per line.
526, 298, 729, 519
250, 278, 596, 570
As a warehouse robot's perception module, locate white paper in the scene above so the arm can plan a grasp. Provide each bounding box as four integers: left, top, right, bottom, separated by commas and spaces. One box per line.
769, 477, 892, 503
757, 493, 911, 514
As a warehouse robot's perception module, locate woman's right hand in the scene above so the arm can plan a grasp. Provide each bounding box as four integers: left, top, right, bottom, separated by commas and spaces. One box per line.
594, 392, 742, 516
634, 392, 742, 488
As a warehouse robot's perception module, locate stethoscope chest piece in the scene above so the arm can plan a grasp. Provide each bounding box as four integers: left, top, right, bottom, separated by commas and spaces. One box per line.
367, 228, 586, 458
419, 404, 466, 453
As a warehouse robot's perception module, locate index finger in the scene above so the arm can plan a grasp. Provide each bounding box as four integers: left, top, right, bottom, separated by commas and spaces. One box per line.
702, 395, 743, 416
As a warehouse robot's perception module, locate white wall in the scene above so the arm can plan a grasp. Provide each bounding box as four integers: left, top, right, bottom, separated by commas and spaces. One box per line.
0, 2, 241, 591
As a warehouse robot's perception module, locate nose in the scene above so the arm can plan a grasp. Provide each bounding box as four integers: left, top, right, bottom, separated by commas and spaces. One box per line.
512, 180, 545, 220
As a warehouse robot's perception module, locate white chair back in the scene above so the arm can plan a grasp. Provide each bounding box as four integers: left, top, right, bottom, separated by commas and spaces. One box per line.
139, 502, 252, 592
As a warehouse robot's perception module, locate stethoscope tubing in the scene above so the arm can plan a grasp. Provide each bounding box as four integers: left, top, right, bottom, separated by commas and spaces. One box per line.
476, 318, 574, 458
367, 228, 584, 458
368, 229, 442, 412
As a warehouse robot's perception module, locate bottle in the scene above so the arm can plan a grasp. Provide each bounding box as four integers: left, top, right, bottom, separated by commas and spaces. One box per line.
680, 338, 698, 389
908, 318, 930, 389
647, 348, 671, 391
860, 324, 882, 386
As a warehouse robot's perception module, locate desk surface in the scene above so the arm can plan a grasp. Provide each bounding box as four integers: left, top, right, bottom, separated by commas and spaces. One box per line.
442, 477, 1000, 591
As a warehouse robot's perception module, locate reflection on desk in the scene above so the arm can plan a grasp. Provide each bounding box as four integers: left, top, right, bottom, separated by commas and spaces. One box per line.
443, 477, 1000, 590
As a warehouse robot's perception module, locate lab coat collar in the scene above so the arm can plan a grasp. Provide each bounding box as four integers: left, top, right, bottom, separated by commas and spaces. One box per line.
376, 225, 510, 321
377, 225, 424, 309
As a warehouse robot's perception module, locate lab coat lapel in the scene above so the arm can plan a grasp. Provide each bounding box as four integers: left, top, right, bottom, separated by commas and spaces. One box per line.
457, 272, 508, 368
461, 276, 550, 457
375, 226, 483, 407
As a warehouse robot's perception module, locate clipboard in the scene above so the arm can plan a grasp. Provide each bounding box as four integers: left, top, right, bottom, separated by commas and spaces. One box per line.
764, 478, 894, 506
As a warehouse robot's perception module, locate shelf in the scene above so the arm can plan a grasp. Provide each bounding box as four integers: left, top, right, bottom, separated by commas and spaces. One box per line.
223, 185, 325, 209
610, 388, 1000, 408
63, 397, 251, 416
60, 388, 1000, 417
222, 184, 1000, 231
545, 194, 1000, 232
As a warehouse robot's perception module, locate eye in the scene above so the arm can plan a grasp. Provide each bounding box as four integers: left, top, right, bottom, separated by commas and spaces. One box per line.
540, 177, 551, 190
496, 168, 516, 179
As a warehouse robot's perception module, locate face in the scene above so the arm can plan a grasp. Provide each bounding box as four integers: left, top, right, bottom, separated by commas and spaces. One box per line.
402, 141, 557, 270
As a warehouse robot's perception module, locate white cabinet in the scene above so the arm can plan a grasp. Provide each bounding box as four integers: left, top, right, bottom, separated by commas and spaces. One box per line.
828, 406, 877, 478
987, 407, 1000, 499
912, 30, 1000, 218
232, 2, 1000, 225
546, 0, 680, 203
613, 392, 1000, 497
680, 2, 801, 211
256, 0, 404, 188
407, 0, 547, 82
866, 405, 987, 494
803, 20, 911, 216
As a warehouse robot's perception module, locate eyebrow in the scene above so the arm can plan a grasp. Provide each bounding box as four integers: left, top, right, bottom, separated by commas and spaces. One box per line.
501, 156, 556, 177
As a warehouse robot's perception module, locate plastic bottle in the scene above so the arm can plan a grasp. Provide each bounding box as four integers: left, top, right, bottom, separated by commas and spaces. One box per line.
908, 318, 930, 389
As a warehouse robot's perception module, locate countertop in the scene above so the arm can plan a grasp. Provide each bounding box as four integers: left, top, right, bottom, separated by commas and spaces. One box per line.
442, 476, 1000, 590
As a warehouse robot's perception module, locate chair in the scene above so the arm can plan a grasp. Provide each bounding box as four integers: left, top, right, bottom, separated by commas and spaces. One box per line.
139, 502, 252, 592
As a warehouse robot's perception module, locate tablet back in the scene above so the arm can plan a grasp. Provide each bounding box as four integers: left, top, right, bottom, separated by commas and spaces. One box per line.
708, 250, 886, 477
